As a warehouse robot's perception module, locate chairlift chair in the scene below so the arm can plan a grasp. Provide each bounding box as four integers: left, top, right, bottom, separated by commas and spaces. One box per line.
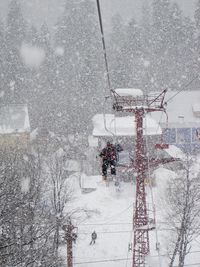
196, 129, 200, 140
155, 143, 169, 149
154, 110, 169, 150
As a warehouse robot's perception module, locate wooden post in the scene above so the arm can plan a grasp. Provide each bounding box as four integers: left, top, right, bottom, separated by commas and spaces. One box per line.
63, 220, 74, 267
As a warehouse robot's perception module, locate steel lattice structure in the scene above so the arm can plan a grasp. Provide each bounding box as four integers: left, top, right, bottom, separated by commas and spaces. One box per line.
113, 89, 167, 267
132, 107, 149, 267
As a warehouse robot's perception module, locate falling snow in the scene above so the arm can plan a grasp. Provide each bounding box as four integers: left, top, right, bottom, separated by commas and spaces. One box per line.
20, 43, 46, 69
0, 0, 200, 266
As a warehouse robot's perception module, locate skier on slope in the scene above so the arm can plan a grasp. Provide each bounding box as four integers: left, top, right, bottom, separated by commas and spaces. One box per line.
99, 141, 117, 181
90, 231, 97, 245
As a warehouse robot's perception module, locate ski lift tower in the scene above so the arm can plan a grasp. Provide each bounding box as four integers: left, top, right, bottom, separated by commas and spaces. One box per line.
112, 88, 167, 267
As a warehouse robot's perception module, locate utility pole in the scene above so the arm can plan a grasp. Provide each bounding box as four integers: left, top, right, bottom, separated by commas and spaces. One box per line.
63, 219, 75, 267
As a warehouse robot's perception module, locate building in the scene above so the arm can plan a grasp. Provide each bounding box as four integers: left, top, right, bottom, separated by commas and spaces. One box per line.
152, 91, 200, 153
92, 90, 200, 154
0, 104, 31, 150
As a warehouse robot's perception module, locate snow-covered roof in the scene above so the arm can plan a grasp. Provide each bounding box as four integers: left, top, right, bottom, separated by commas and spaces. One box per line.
114, 88, 143, 97
192, 103, 200, 113
92, 114, 162, 137
152, 91, 200, 127
0, 104, 30, 134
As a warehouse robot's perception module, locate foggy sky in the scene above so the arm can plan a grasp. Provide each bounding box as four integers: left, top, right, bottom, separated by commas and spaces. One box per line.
0, 0, 196, 32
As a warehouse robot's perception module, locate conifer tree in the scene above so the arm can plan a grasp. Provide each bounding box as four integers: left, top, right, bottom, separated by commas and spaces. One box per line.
0, 21, 7, 103
5, 0, 27, 103
54, 0, 104, 136
195, 0, 200, 32
140, 1, 154, 93
108, 14, 127, 88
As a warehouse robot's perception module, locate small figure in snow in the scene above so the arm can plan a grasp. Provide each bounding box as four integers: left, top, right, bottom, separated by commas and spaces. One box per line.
72, 232, 78, 244
114, 180, 120, 190
99, 141, 117, 181
90, 231, 97, 245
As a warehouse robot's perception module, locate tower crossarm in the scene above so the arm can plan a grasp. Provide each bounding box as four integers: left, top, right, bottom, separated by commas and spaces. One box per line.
112, 88, 167, 113
148, 157, 181, 168
147, 89, 167, 109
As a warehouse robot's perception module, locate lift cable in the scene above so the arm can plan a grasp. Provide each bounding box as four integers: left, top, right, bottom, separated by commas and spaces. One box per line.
77, 204, 133, 228
74, 255, 200, 265
79, 222, 133, 226
74, 257, 132, 265
96, 0, 117, 139
78, 226, 200, 231
96, 0, 112, 92
78, 230, 132, 234
102, 97, 116, 137
165, 74, 199, 104
74, 250, 200, 264
103, 203, 133, 223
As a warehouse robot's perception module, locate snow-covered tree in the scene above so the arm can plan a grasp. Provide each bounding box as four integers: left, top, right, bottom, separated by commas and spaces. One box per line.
32, 23, 58, 132
54, 0, 104, 136
108, 14, 127, 88
150, 0, 172, 90
195, 0, 200, 32
0, 148, 66, 267
46, 150, 73, 255
165, 159, 200, 267
0, 21, 7, 103
109, 17, 143, 89
152, 0, 171, 51
5, 0, 27, 103
193, 0, 200, 89
140, 1, 154, 93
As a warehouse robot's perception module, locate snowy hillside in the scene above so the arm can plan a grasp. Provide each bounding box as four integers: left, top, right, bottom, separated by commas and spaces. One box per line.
60, 154, 200, 267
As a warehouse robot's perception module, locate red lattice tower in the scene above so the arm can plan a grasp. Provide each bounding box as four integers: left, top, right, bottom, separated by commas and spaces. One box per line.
112, 88, 167, 267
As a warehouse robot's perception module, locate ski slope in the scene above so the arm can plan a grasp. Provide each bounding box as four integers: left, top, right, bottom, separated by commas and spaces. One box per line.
60, 152, 200, 267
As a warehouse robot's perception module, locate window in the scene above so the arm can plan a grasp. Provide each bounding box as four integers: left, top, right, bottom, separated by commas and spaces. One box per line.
177, 128, 191, 144
163, 128, 176, 143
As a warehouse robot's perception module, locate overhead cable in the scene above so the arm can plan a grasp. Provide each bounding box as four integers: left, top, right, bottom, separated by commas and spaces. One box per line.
96, 0, 117, 137
96, 0, 112, 92
166, 74, 199, 103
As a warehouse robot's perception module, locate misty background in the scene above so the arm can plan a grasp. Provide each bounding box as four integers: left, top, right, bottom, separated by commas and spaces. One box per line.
0, 1, 200, 266
0, 0, 196, 31
0, 0, 199, 137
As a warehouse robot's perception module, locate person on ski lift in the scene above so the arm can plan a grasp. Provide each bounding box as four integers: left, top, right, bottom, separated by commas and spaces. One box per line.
99, 141, 117, 180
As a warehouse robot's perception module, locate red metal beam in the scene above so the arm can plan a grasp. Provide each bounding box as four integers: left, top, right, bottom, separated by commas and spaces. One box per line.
133, 109, 149, 267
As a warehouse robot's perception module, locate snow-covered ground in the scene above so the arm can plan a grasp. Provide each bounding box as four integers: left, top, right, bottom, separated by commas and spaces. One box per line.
62, 176, 134, 267
60, 151, 200, 267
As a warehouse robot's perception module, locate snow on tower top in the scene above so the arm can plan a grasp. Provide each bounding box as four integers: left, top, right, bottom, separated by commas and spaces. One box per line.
192, 103, 200, 117
114, 88, 143, 97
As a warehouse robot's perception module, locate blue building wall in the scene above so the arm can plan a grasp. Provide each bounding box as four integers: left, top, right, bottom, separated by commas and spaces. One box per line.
163, 127, 200, 153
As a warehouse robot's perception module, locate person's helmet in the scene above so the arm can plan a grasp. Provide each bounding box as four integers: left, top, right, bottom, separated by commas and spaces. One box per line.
107, 141, 111, 146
